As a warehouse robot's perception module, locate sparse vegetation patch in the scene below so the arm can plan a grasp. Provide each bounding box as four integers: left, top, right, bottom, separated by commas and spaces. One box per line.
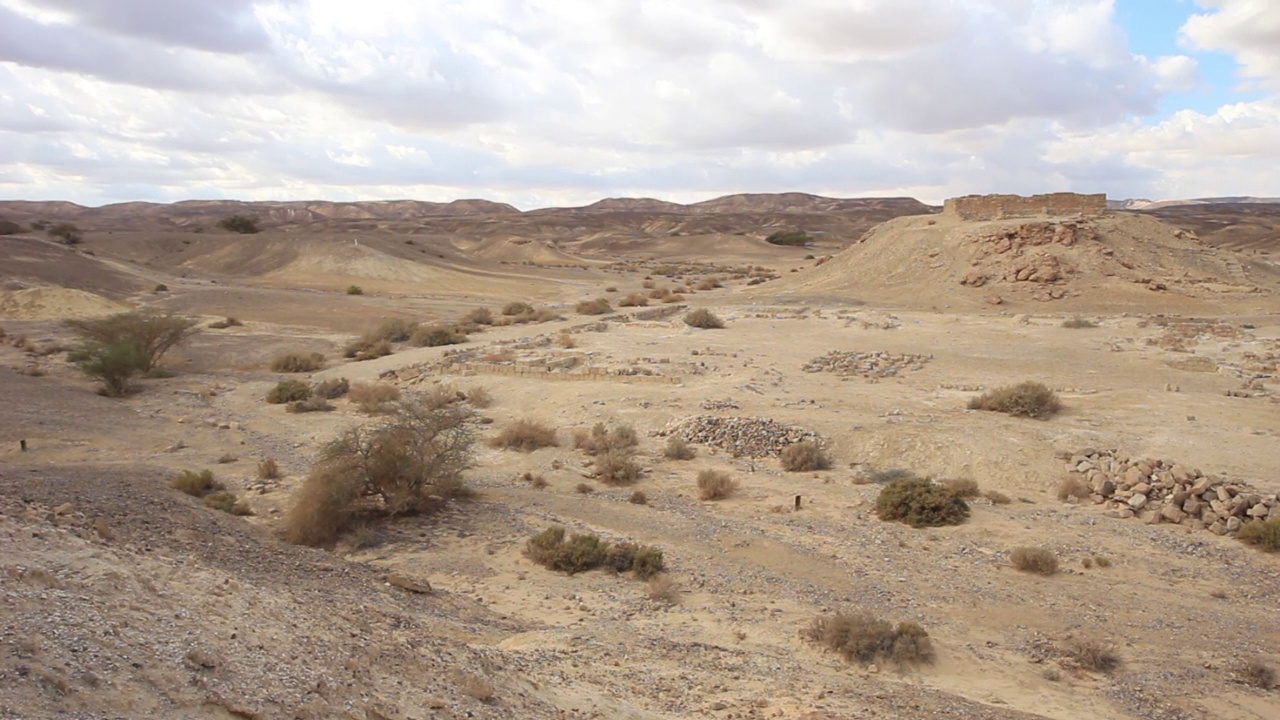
684, 308, 724, 329
968, 381, 1062, 419
1010, 546, 1058, 575
803, 610, 935, 667
489, 418, 559, 452
875, 478, 970, 528
270, 351, 324, 373
525, 526, 664, 579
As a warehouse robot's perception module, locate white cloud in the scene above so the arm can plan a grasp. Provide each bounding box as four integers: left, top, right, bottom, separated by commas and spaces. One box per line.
1182, 0, 1280, 90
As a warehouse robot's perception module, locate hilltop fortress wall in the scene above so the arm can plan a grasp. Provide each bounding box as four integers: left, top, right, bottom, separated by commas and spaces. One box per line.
944, 193, 1108, 221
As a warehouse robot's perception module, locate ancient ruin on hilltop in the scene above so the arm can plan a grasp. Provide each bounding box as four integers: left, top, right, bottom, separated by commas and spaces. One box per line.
944, 192, 1108, 221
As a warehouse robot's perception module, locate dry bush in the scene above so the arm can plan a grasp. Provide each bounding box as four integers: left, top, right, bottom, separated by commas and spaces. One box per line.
575, 482, 594, 494
663, 293, 685, 303
697, 469, 738, 501
968, 381, 1062, 419
642, 279, 655, 289
207, 317, 243, 329
943, 478, 980, 498
683, 308, 724, 329
663, 436, 695, 460
1238, 519, 1280, 552
464, 386, 493, 408
618, 292, 649, 307
348, 382, 401, 414
1064, 638, 1121, 674
573, 422, 638, 455
411, 324, 467, 347
576, 298, 612, 315
649, 288, 671, 299
521, 472, 548, 489
780, 441, 829, 472
371, 318, 418, 343
867, 468, 916, 484
266, 379, 311, 404
647, 573, 679, 604
803, 610, 935, 667
1062, 317, 1098, 329
313, 377, 350, 399
525, 527, 665, 580
217, 453, 238, 464
502, 301, 534, 316
257, 458, 280, 480
875, 478, 970, 528
284, 400, 474, 546
489, 418, 559, 452
287, 397, 335, 413
556, 332, 577, 349
629, 490, 648, 505
1239, 659, 1276, 690
270, 350, 324, 373
1010, 547, 1059, 575
172, 469, 219, 497
203, 491, 253, 516
1057, 476, 1090, 502
346, 285, 364, 295
595, 449, 642, 485
983, 490, 1012, 504
452, 671, 495, 703
1093, 555, 1113, 568
461, 308, 494, 326
694, 277, 721, 291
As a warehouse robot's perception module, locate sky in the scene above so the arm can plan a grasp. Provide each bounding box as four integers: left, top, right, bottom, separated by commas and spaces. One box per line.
0, 0, 1276, 208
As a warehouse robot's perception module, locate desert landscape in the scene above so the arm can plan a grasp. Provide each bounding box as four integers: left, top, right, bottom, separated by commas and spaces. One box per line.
1, 191, 1278, 720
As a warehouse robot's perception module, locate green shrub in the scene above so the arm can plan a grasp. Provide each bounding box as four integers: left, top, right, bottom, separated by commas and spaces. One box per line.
68, 339, 148, 397
203, 490, 252, 515
346, 285, 364, 295
576, 298, 612, 315
0, 218, 23, 235
217, 215, 260, 234
780, 441, 829, 472
803, 610, 935, 667
411, 324, 467, 347
875, 478, 970, 528
684, 308, 724, 329
47, 222, 83, 244
488, 418, 559, 452
1237, 519, 1280, 552
171, 469, 218, 497
267, 379, 311, 404
663, 436, 695, 460
1010, 546, 1059, 575
765, 229, 813, 247
596, 449, 641, 485
968, 382, 1062, 419
65, 310, 199, 373
270, 351, 324, 373
697, 469, 737, 500
525, 526, 663, 579
1062, 317, 1098, 329
287, 397, 335, 413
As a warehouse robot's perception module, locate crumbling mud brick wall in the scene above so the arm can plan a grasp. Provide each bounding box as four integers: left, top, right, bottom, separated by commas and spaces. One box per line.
944, 193, 1108, 221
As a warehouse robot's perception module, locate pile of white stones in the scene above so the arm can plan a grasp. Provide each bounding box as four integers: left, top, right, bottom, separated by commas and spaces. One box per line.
1060, 448, 1278, 536
802, 350, 931, 378
661, 416, 820, 458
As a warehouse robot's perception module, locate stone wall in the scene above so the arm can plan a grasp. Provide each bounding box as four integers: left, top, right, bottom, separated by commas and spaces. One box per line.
944, 193, 1108, 221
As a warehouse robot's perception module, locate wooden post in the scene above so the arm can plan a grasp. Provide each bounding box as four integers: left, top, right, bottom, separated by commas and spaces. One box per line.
20, 439, 27, 452
794, 495, 801, 511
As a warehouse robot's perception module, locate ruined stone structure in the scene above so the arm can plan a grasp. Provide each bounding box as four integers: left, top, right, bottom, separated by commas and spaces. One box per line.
944, 193, 1108, 221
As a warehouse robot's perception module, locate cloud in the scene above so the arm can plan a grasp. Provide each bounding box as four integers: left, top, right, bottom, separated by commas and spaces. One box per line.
28, 0, 278, 53
1182, 0, 1280, 90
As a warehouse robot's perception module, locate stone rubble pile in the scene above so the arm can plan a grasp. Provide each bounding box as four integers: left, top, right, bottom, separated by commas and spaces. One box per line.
802, 350, 931, 378
660, 416, 820, 458
1061, 448, 1278, 536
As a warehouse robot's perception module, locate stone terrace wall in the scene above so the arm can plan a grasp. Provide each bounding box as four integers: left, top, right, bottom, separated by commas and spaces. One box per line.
944, 193, 1108, 221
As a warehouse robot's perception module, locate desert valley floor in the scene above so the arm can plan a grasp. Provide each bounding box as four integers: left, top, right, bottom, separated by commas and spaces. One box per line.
1, 195, 1278, 720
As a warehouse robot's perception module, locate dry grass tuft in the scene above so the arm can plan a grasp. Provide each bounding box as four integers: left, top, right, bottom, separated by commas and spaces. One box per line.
684, 308, 724, 329
312, 377, 350, 399
1010, 546, 1059, 575
172, 469, 219, 497
411, 324, 467, 347
287, 397, 335, 413
629, 490, 648, 505
1057, 476, 1091, 502
697, 469, 738, 501
463, 385, 493, 408
968, 381, 1062, 419
780, 441, 829, 472
1237, 518, 1280, 552
1063, 637, 1121, 674
257, 458, 280, 480
1062, 316, 1099, 329
489, 418, 559, 452
983, 490, 1012, 504
618, 292, 649, 307
576, 298, 612, 315
803, 610, 935, 667
942, 478, 980, 498
1239, 659, 1276, 690
663, 436, 696, 460
348, 382, 401, 414
595, 449, 642, 485
573, 422, 638, 455
646, 573, 679, 604
270, 350, 324, 373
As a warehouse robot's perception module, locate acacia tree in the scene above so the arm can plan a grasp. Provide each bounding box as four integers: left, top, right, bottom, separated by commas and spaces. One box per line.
65, 310, 199, 395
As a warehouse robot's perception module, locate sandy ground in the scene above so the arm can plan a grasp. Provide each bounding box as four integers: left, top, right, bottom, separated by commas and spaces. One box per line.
1, 212, 1278, 720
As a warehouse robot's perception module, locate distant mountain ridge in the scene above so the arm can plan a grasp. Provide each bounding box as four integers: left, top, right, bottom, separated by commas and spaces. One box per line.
1111, 196, 1280, 210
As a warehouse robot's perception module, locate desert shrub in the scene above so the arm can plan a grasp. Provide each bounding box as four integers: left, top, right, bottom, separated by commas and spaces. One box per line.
968, 381, 1062, 419
663, 293, 685, 303
348, 382, 401, 414
411, 324, 467, 347
217, 215, 259, 234
1010, 547, 1059, 575
867, 468, 916, 484
576, 298, 612, 315
453, 671, 495, 702
1062, 316, 1098, 329
461, 308, 494, 325
984, 490, 1012, 504
649, 288, 671, 299
153, 283, 168, 293
464, 386, 492, 408
629, 490, 648, 505
258, 458, 280, 480
1237, 519, 1280, 552
344, 337, 393, 361
694, 277, 721, 291
780, 441, 829, 472
556, 333, 577, 348
217, 453, 238, 464
502, 301, 534, 316
172, 469, 219, 497
266, 379, 311, 404
0, 218, 22, 235
1240, 659, 1276, 690
1064, 638, 1121, 674
663, 436, 695, 460
203, 491, 252, 515
943, 478, 980, 498
575, 482, 594, 494
1057, 476, 1090, 502
642, 279, 655, 289
573, 422, 638, 455
697, 469, 738, 500
489, 418, 559, 452
346, 285, 364, 296
368, 318, 418, 343
270, 350, 325, 373
65, 310, 199, 374
684, 308, 724, 329
520, 472, 548, 489
313, 377, 350, 399
47, 222, 83, 244
208, 316, 243, 329
525, 527, 663, 579
765, 229, 813, 246
67, 339, 148, 397
618, 292, 649, 307
596, 449, 642, 485
647, 574, 679, 603
287, 397, 335, 413
284, 400, 474, 546
629, 545, 665, 580
803, 610, 935, 667
1093, 555, 1112, 568
875, 478, 970, 528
